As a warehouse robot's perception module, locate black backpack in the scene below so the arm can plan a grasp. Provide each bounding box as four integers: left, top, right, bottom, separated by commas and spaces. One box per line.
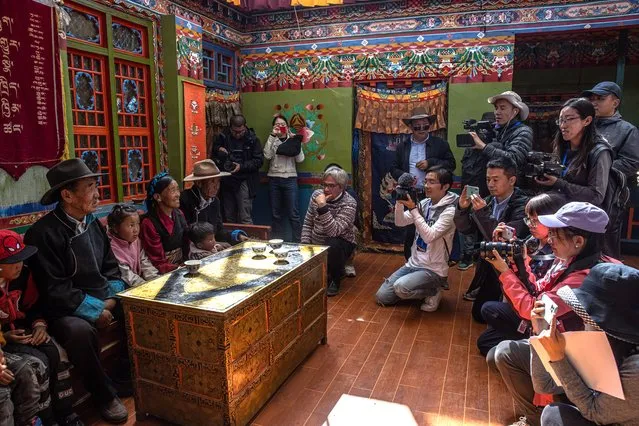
590, 144, 630, 230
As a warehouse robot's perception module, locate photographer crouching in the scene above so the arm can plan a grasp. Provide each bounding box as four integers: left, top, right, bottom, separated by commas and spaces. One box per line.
375, 167, 458, 312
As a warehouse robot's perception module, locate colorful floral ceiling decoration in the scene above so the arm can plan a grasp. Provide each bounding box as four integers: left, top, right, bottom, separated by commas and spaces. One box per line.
240, 36, 514, 91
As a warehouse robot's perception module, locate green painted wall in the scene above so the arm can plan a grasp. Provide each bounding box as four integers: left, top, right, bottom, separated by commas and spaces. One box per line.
241, 88, 354, 174
447, 81, 513, 175
161, 15, 183, 183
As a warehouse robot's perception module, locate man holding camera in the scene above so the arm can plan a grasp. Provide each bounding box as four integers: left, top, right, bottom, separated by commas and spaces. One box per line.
469, 91, 533, 189
581, 81, 639, 258
375, 167, 458, 312
212, 115, 264, 224
454, 157, 529, 322
391, 107, 456, 259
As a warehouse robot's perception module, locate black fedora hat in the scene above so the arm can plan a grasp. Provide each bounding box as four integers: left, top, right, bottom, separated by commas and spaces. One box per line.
557, 263, 639, 345
41, 158, 103, 205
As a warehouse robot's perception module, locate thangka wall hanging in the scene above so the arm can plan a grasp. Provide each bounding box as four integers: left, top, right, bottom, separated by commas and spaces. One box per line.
183, 81, 207, 184
355, 83, 447, 135
0, 0, 65, 180
240, 36, 513, 91
176, 16, 203, 79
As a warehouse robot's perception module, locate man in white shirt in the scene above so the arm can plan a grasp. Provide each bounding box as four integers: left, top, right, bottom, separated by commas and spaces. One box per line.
375, 167, 458, 312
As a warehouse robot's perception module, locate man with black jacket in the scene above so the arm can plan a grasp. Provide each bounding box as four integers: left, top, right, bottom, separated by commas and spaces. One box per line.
582, 81, 639, 258
454, 157, 529, 323
24, 159, 129, 424
469, 91, 533, 190
391, 107, 456, 259
212, 115, 264, 224
180, 159, 249, 246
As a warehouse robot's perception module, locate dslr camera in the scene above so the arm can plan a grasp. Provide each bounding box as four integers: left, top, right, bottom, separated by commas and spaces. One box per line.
393, 172, 419, 202
478, 237, 540, 260
523, 151, 564, 179
219, 149, 243, 173
456, 118, 497, 148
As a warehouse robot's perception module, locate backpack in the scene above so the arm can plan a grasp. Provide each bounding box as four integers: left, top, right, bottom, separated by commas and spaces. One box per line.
590, 144, 630, 229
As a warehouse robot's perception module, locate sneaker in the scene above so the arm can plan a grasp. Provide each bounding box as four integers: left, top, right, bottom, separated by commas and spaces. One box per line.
100, 397, 128, 424
463, 287, 480, 301
420, 289, 442, 312
344, 264, 356, 277
326, 280, 340, 297
509, 416, 530, 426
457, 260, 474, 271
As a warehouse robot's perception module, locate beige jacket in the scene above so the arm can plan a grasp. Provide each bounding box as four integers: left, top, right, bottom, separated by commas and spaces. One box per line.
263, 135, 305, 178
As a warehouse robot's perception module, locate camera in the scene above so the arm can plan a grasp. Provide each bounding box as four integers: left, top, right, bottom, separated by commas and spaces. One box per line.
393, 172, 419, 202
478, 237, 540, 260
456, 118, 497, 147
524, 151, 564, 179
220, 149, 243, 173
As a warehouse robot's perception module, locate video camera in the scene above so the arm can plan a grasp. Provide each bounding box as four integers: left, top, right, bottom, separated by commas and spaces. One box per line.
477, 237, 540, 260
393, 172, 419, 202
456, 116, 497, 148
523, 151, 564, 179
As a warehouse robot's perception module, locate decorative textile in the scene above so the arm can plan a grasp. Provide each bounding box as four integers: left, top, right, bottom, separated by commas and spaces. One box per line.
183, 81, 207, 185
0, 0, 65, 180
176, 16, 203, 79
205, 88, 241, 128
240, 36, 514, 91
292, 0, 343, 6
515, 29, 629, 69
355, 83, 447, 135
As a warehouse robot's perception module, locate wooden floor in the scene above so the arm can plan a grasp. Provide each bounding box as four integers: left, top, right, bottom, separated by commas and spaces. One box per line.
86, 252, 639, 426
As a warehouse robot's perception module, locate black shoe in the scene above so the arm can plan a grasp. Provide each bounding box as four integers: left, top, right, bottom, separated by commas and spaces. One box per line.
100, 397, 128, 424
60, 414, 84, 426
327, 281, 340, 297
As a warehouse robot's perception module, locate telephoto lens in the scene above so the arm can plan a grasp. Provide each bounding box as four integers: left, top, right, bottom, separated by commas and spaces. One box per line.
479, 241, 513, 259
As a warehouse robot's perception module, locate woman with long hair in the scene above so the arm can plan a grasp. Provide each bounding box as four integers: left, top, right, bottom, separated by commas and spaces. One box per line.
536, 98, 612, 208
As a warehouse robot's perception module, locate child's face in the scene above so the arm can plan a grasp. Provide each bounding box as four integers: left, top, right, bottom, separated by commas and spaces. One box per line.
116, 214, 140, 243
0, 262, 23, 281
198, 234, 217, 252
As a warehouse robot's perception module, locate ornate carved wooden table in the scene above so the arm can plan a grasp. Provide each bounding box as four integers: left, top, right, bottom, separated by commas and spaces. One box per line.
119, 242, 328, 425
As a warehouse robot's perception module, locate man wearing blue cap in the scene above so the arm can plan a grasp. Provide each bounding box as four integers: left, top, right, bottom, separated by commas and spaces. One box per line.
582, 81, 639, 258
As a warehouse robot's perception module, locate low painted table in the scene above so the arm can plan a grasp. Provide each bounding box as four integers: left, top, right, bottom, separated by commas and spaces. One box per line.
119, 242, 328, 425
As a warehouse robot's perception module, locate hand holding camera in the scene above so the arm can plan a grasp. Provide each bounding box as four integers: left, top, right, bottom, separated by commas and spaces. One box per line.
469, 132, 486, 150
493, 223, 515, 242
397, 194, 416, 210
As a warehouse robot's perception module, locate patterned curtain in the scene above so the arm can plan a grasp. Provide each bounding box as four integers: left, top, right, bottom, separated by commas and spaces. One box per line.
355, 83, 448, 135
205, 88, 242, 157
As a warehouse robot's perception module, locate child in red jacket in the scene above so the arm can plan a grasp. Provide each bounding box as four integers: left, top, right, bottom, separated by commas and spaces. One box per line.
0, 231, 79, 426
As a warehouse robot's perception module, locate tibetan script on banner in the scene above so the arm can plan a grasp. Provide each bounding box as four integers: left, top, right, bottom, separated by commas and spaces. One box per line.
0, 0, 64, 180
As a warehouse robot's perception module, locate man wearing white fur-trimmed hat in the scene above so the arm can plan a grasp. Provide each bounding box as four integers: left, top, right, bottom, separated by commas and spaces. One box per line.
469, 91, 533, 188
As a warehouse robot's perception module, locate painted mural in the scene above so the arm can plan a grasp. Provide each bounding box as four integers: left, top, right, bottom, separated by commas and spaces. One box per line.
273, 102, 327, 161
176, 16, 203, 79
240, 35, 514, 91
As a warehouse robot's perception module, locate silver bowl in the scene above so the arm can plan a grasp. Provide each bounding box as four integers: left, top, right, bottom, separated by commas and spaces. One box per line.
184, 259, 201, 274
268, 239, 284, 250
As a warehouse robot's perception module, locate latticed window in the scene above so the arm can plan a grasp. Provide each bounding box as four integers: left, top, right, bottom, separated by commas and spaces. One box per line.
64, 0, 156, 203
203, 41, 237, 90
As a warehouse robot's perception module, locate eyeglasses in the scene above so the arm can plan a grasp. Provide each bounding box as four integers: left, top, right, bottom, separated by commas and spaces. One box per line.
412, 124, 430, 131
523, 217, 539, 228
555, 116, 581, 126
322, 182, 338, 189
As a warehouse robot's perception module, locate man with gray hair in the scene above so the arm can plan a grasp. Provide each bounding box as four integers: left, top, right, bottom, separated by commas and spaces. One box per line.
301, 166, 357, 296
211, 114, 264, 224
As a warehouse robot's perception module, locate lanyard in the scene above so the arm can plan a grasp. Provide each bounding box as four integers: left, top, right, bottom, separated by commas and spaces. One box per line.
561, 150, 570, 177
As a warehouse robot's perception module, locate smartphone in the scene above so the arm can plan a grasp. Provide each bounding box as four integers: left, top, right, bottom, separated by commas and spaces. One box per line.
541, 294, 559, 326
466, 185, 479, 198
502, 226, 515, 241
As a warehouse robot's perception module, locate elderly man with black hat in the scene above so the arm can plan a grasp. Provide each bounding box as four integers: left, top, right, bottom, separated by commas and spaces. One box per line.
24, 159, 129, 424
390, 107, 456, 259
581, 81, 639, 258
180, 159, 249, 247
